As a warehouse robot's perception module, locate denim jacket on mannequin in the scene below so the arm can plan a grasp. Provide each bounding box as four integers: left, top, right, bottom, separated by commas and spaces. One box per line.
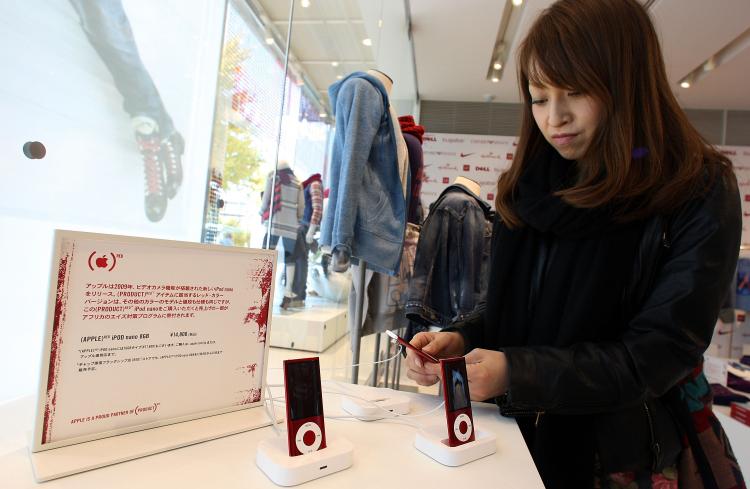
405, 184, 493, 328
320, 72, 406, 276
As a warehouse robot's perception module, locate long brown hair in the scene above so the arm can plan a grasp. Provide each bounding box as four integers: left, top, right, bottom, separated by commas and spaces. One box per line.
495, 0, 733, 228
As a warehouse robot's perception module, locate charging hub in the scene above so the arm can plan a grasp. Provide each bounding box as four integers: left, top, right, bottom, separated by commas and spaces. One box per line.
340, 388, 410, 420
256, 435, 353, 486
414, 424, 497, 466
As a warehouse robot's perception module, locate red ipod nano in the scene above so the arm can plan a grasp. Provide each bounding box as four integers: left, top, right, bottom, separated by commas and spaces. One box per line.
440, 357, 476, 447
283, 357, 327, 456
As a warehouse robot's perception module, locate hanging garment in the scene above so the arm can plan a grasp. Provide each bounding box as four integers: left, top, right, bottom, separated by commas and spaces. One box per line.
320, 72, 407, 276
301, 174, 323, 227
406, 184, 492, 331
259, 167, 304, 240
399, 116, 425, 225
348, 223, 420, 348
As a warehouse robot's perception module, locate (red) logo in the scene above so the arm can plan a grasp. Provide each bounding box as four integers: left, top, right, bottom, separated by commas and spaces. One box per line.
442, 177, 450, 184
506, 153, 513, 160
463, 164, 470, 171
88, 251, 118, 272
487, 193, 495, 200
745, 195, 750, 202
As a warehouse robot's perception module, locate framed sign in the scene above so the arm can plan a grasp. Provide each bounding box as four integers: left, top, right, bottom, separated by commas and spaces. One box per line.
32, 230, 276, 452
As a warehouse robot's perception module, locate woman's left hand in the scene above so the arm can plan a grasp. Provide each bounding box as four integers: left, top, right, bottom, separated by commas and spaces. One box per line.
464, 349, 509, 401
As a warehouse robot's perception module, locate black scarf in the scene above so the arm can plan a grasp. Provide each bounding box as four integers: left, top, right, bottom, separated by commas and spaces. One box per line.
484, 146, 643, 350
484, 147, 645, 488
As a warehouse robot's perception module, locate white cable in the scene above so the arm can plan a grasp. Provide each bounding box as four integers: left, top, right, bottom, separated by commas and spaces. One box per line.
264, 389, 444, 430
267, 345, 403, 371
323, 414, 422, 429
322, 387, 446, 420
263, 384, 283, 436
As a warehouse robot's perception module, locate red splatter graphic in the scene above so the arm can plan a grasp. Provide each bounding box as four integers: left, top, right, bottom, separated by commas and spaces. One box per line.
42, 248, 73, 444
236, 363, 258, 377
236, 388, 262, 405
244, 259, 273, 344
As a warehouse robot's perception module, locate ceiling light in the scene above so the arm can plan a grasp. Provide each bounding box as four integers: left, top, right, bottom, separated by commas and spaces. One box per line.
378, 19, 383, 28
301, 0, 310, 7
491, 77, 499, 83
337, 75, 343, 79
319, 112, 327, 118
680, 81, 690, 88
362, 38, 372, 47
265, 37, 273, 45
493, 62, 502, 70
512, 0, 523, 5
331, 61, 339, 67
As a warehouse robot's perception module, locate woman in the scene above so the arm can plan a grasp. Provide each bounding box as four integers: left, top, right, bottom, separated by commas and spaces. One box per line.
406, 0, 745, 488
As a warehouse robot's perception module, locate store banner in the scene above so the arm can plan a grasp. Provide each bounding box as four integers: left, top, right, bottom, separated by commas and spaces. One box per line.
422, 135, 750, 247
33, 231, 276, 451
420, 132, 517, 211
721, 146, 750, 247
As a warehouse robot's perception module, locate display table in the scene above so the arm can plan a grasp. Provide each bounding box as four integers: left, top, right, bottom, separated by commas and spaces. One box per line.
0, 383, 545, 488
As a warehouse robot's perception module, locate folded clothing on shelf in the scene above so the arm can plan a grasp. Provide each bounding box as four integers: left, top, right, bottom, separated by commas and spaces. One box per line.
711, 383, 750, 406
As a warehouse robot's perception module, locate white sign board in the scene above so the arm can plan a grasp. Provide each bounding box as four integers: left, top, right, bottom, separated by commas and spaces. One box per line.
33, 230, 276, 452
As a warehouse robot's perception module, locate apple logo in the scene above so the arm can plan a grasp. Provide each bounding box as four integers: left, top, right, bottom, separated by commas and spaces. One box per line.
95, 256, 109, 268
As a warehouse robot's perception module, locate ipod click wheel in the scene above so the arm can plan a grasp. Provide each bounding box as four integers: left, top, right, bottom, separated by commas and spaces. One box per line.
295, 422, 323, 454
453, 413, 473, 442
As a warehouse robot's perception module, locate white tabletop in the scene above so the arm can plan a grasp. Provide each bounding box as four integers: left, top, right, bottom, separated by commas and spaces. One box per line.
0, 382, 545, 488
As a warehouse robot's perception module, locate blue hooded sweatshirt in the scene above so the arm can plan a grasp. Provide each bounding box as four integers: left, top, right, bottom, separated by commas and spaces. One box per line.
320, 72, 406, 276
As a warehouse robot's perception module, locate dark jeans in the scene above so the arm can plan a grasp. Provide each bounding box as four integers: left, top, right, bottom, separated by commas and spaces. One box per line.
263, 234, 296, 264
264, 232, 308, 299
69, 0, 174, 134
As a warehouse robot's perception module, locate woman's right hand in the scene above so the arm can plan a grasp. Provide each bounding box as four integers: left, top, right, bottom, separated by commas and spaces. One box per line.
405, 331, 465, 386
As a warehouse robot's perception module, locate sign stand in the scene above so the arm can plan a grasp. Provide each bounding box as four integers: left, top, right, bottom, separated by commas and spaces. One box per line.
31, 406, 282, 482
30, 230, 278, 482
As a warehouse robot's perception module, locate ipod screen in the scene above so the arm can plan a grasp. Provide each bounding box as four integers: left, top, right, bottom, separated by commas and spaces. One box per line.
286, 359, 323, 421
444, 360, 470, 411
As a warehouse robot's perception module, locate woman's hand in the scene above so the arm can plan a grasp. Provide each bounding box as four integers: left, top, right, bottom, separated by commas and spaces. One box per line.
464, 349, 509, 401
405, 331, 465, 386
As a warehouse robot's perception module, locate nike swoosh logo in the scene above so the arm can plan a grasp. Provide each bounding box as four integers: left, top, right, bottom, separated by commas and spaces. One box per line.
460, 153, 474, 157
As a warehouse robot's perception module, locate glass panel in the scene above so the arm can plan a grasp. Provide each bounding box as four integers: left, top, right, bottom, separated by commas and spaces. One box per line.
0, 0, 227, 401
202, 0, 291, 247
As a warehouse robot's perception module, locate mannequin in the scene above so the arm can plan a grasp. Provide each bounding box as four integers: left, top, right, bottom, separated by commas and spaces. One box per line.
259, 160, 305, 308
366, 69, 409, 201
405, 176, 493, 337
398, 114, 426, 225
453, 176, 480, 197
320, 70, 409, 277
292, 173, 324, 305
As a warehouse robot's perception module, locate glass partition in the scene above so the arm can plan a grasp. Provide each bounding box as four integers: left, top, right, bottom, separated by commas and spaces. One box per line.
0, 0, 228, 401
0, 0, 417, 401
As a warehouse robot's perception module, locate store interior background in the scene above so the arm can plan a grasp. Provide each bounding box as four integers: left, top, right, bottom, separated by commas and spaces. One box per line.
1, 0, 750, 404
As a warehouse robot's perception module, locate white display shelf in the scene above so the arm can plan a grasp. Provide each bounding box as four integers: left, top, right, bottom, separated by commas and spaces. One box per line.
269, 300, 348, 353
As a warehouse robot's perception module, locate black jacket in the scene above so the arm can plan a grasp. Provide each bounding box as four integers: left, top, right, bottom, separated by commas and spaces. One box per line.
454, 172, 741, 472
406, 184, 493, 328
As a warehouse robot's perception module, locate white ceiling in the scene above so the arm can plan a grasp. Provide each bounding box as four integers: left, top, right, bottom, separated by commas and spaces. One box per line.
257, 0, 750, 111
410, 0, 750, 110
258, 0, 415, 113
